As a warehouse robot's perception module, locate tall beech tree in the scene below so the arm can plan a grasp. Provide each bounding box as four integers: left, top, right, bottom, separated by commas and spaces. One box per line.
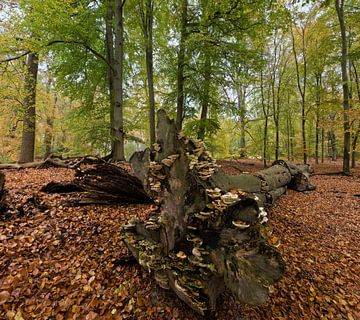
111, 0, 126, 161
138, 0, 156, 147
176, 0, 188, 130
19, 52, 39, 162
291, 20, 308, 164
335, 0, 351, 175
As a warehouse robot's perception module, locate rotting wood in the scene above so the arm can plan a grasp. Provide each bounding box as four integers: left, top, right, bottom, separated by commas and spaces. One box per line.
122, 109, 316, 315
41, 163, 151, 205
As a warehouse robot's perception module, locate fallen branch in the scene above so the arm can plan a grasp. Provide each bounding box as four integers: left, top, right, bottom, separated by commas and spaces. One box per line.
0, 155, 107, 170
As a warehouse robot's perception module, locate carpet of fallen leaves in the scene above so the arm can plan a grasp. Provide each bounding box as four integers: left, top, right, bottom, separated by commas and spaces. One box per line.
0, 160, 359, 320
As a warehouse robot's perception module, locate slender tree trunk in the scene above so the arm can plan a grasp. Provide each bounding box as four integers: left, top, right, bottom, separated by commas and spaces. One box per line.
291, 27, 307, 164
44, 96, 56, 159
139, 0, 156, 146
112, 0, 126, 161
351, 123, 359, 167
290, 115, 294, 161
286, 115, 290, 161
351, 61, 360, 167
175, 0, 188, 130
328, 131, 337, 161
19, 52, 39, 163
315, 73, 322, 165
286, 92, 291, 161
260, 70, 269, 168
44, 77, 55, 159
238, 85, 246, 158
105, 0, 116, 155
335, 0, 351, 175
197, 53, 211, 140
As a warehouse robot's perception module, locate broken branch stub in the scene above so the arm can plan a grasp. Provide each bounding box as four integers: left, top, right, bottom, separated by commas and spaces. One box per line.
123, 109, 315, 315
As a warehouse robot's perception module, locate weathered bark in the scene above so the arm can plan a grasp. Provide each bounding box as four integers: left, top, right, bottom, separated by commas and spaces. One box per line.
175, 0, 188, 130
19, 52, 39, 163
74, 163, 150, 204
40, 182, 85, 194
335, 0, 351, 175
122, 110, 315, 315
41, 163, 151, 205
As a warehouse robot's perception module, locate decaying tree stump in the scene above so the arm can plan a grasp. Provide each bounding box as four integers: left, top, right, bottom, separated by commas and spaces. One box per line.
122, 110, 315, 315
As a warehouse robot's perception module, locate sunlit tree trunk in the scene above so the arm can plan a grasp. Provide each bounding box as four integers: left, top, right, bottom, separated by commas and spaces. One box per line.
19, 52, 38, 163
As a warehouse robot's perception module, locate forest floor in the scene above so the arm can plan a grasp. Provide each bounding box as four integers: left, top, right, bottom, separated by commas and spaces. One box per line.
0, 160, 359, 320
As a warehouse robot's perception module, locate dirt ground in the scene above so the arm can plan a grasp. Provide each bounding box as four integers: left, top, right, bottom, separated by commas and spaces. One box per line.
0, 160, 359, 320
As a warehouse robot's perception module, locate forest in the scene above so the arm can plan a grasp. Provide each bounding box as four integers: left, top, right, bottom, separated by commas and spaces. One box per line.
0, 0, 360, 319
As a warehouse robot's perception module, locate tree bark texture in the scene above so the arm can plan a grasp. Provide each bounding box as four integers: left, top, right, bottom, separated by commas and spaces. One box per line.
123, 110, 315, 315
197, 53, 211, 140
291, 27, 307, 164
112, 0, 126, 161
19, 53, 39, 163
335, 0, 351, 175
105, 0, 116, 155
143, 0, 156, 147
175, 0, 188, 130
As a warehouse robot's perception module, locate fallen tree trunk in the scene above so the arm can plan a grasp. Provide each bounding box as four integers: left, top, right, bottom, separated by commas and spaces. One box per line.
122, 110, 315, 315
0, 155, 107, 170
41, 163, 151, 205
74, 163, 151, 204
0, 158, 70, 169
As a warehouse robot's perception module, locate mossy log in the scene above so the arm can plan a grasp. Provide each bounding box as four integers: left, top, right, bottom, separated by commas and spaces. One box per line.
123, 110, 315, 315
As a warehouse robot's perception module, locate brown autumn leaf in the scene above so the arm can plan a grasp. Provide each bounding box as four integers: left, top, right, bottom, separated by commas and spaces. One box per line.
0, 290, 10, 305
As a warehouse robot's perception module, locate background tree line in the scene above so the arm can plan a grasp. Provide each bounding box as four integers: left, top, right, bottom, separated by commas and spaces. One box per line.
0, 0, 359, 174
